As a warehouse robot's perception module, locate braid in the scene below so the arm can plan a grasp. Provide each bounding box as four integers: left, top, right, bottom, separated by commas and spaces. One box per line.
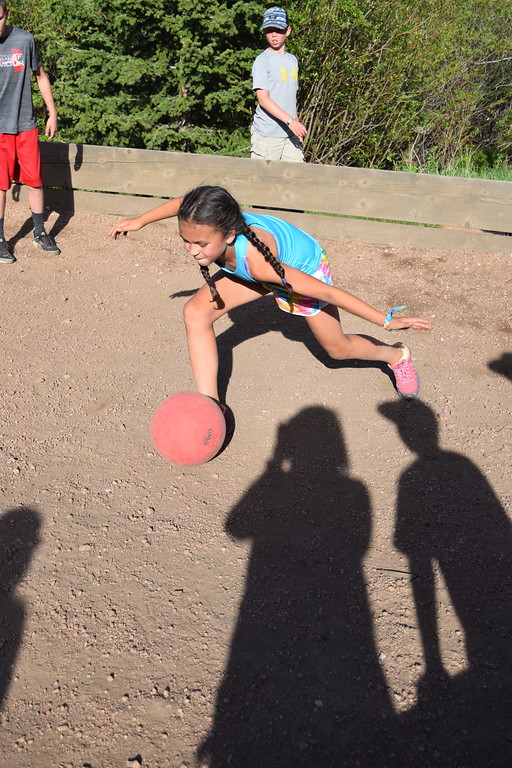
199, 265, 223, 307
241, 223, 294, 306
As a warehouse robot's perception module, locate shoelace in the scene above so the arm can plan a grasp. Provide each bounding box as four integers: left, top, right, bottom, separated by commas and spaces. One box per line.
394, 360, 414, 380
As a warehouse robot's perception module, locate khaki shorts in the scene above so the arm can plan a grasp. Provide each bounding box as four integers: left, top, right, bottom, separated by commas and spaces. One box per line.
250, 126, 304, 163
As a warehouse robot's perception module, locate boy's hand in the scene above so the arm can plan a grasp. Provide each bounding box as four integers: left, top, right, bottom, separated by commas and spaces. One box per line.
45, 115, 58, 139
287, 118, 307, 143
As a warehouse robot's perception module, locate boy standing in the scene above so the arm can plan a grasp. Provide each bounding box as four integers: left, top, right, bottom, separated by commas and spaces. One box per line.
0, 1, 60, 263
251, 6, 307, 163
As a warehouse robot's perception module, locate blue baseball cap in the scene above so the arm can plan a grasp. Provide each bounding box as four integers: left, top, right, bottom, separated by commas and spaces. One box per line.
261, 7, 289, 31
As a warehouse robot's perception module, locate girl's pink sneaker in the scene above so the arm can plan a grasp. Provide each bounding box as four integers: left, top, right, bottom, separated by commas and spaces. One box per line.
389, 343, 420, 399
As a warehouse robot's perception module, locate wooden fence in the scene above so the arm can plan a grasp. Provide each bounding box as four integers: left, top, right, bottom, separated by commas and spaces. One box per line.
12, 142, 512, 254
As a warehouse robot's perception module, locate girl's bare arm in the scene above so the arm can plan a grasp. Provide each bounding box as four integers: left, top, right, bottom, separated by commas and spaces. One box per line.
248, 250, 431, 331
108, 197, 183, 238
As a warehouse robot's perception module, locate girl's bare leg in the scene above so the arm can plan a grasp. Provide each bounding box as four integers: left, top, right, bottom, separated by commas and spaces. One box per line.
306, 304, 403, 365
183, 274, 267, 400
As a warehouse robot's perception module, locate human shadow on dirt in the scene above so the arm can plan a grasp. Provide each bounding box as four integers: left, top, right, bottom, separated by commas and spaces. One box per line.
380, 401, 512, 767
0, 506, 41, 709
8, 192, 73, 254
215, 297, 391, 403
8, 143, 81, 254
488, 352, 512, 382
198, 407, 403, 768
40, 142, 82, 239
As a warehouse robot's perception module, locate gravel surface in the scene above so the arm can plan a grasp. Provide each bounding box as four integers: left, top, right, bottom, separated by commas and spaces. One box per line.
0, 205, 510, 768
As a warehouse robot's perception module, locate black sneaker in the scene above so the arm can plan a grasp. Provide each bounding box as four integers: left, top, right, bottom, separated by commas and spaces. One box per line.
0, 237, 15, 264
33, 231, 61, 255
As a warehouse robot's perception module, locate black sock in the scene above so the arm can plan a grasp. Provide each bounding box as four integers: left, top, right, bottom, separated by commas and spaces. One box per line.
0, 217, 5, 240
32, 212, 45, 237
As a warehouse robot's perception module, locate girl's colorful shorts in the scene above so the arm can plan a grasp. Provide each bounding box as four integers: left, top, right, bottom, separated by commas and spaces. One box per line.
263, 247, 332, 317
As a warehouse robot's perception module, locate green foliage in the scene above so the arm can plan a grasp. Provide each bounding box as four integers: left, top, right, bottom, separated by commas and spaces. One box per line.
11, 0, 264, 154
8, 0, 45, 31
288, 0, 511, 169
400, 151, 512, 182
7, 0, 511, 170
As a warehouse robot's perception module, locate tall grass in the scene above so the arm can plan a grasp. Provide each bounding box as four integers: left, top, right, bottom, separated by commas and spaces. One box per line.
397, 152, 512, 181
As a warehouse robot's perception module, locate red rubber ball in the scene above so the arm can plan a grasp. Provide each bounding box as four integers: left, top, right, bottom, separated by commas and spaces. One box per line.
151, 391, 226, 466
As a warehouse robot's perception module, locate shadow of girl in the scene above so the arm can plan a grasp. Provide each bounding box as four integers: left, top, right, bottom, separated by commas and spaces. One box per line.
488, 352, 512, 382
380, 401, 512, 767
214, 299, 387, 403
0, 507, 41, 709
198, 407, 399, 768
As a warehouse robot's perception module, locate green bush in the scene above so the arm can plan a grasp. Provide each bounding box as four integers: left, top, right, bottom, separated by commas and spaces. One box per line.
289, 0, 511, 169
9, 0, 511, 171
13, 0, 263, 154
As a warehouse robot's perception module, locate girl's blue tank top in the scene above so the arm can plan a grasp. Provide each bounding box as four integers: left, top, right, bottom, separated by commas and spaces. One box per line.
218, 213, 322, 283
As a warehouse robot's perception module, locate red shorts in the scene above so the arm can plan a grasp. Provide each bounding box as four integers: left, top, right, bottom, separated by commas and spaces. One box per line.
0, 127, 43, 190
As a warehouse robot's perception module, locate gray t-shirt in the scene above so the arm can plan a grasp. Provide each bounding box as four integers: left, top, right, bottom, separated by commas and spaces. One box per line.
0, 26, 42, 134
252, 48, 299, 138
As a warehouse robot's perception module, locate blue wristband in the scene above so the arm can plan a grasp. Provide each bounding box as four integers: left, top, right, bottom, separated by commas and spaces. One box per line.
383, 305, 406, 330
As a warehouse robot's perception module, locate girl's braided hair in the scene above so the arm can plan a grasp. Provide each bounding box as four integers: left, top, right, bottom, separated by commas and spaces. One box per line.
177, 186, 294, 308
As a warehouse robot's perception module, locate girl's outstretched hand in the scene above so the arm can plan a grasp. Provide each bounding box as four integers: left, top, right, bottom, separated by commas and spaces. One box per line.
108, 217, 143, 239
388, 316, 432, 331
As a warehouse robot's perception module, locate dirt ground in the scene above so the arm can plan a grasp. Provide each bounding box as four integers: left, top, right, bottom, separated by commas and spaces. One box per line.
0, 203, 510, 768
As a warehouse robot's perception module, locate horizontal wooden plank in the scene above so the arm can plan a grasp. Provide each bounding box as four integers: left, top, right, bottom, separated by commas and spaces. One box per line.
40, 143, 268, 201
12, 185, 512, 255
263, 210, 512, 254
39, 143, 512, 233
12, 185, 166, 218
